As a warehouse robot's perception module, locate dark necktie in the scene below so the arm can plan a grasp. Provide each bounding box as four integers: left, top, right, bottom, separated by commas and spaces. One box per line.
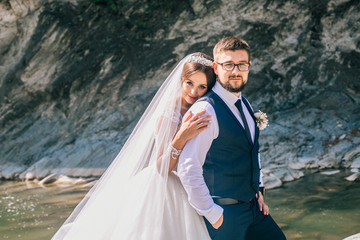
236, 99, 259, 193
235, 99, 252, 144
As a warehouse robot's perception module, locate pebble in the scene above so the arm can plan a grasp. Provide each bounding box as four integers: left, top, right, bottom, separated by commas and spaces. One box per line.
345, 173, 360, 182
320, 170, 340, 175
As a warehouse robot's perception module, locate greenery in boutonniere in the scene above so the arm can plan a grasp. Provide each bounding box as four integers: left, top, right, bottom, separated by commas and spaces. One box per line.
254, 111, 268, 130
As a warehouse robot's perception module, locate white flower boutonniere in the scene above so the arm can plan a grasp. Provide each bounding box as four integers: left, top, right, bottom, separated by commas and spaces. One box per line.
254, 111, 269, 130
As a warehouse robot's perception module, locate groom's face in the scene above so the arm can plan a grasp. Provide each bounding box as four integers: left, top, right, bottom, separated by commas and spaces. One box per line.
213, 50, 251, 95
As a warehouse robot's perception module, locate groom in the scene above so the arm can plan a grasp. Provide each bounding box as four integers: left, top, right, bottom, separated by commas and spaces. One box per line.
177, 37, 286, 239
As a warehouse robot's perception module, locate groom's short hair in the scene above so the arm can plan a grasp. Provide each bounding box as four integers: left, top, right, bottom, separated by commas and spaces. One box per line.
213, 37, 251, 62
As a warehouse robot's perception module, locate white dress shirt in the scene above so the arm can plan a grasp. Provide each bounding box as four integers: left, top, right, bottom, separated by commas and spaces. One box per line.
177, 81, 263, 225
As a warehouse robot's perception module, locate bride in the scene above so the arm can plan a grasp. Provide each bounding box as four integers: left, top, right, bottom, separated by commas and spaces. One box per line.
52, 53, 216, 239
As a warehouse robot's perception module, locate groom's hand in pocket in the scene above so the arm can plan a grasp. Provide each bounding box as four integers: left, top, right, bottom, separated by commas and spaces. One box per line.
212, 214, 223, 229
257, 192, 269, 215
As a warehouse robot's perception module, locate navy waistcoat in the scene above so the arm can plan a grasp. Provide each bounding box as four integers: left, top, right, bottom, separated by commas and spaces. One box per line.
200, 91, 260, 202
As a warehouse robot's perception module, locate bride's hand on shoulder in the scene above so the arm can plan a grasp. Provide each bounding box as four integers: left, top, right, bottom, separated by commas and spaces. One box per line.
174, 110, 211, 144
168, 110, 211, 172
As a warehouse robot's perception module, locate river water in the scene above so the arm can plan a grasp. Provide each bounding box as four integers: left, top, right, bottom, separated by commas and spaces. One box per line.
0, 170, 359, 240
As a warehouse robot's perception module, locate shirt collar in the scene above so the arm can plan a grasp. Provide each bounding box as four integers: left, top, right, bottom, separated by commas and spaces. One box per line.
212, 81, 242, 106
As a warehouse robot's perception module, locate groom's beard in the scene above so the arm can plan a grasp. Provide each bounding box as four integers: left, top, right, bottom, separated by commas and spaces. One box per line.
218, 76, 246, 93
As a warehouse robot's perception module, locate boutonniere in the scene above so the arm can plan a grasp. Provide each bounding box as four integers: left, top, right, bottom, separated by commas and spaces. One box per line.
254, 111, 268, 130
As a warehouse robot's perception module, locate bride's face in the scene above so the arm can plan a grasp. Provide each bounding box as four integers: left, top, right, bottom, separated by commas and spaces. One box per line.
181, 71, 208, 106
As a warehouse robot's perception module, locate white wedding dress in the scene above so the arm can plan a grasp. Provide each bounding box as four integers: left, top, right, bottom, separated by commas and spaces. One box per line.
52, 54, 211, 240
108, 167, 210, 239
164, 171, 210, 239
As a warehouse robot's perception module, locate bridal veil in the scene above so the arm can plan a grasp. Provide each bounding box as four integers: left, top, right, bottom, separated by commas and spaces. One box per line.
52, 54, 209, 239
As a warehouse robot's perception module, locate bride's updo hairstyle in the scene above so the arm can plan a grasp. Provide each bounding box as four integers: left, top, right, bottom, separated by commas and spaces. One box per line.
181, 53, 216, 91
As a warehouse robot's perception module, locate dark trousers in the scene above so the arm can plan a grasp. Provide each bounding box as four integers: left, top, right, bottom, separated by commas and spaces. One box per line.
205, 198, 287, 240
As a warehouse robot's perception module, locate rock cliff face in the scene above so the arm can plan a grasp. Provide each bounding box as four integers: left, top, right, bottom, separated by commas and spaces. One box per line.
0, 0, 359, 187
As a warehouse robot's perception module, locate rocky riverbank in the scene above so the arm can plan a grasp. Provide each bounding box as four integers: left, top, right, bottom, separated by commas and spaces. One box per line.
0, 0, 359, 188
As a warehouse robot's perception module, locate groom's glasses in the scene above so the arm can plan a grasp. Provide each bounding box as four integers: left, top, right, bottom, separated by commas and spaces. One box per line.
216, 62, 250, 72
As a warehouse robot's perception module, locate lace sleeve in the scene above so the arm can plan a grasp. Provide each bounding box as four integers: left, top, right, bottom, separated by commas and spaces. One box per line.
154, 109, 182, 172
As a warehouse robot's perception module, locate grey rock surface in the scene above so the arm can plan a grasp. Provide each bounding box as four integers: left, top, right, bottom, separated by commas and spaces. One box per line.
0, 0, 359, 189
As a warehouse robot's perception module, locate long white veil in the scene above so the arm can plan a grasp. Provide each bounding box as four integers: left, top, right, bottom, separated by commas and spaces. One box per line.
52, 54, 194, 239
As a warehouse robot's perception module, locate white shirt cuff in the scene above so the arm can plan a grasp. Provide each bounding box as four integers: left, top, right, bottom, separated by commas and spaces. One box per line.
204, 203, 224, 224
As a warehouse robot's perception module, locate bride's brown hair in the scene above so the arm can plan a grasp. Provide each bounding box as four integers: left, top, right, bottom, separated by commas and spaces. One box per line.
181, 53, 216, 91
